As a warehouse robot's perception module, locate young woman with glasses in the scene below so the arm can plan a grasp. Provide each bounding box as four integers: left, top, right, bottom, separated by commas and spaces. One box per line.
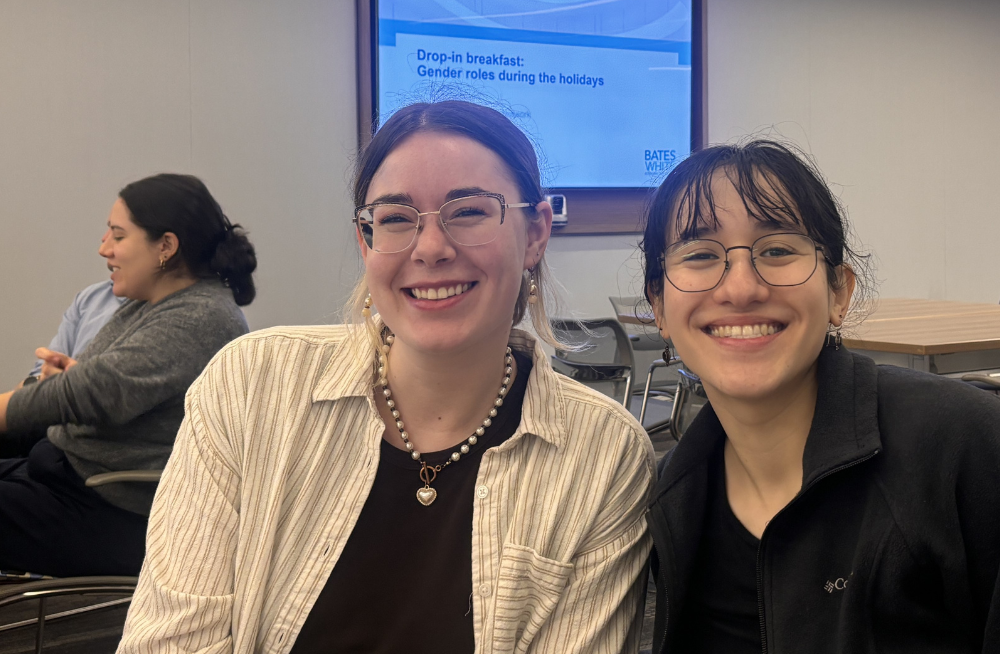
643, 140, 1000, 653
118, 101, 655, 654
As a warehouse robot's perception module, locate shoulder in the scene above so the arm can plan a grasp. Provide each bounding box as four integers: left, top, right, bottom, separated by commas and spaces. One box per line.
223, 324, 352, 356
523, 342, 654, 477
869, 361, 1000, 484
76, 280, 115, 302
188, 324, 358, 414
152, 281, 248, 330
875, 362, 1000, 432
202, 324, 356, 384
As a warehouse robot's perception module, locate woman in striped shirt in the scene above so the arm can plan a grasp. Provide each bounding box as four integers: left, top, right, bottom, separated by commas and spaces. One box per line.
118, 101, 655, 654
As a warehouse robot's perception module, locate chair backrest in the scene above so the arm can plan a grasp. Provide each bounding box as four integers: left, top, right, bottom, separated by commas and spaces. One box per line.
549, 318, 636, 405
670, 368, 709, 440
607, 296, 665, 350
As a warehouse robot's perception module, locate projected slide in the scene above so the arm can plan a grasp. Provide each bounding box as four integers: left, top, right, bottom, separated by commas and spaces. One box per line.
377, 1, 693, 188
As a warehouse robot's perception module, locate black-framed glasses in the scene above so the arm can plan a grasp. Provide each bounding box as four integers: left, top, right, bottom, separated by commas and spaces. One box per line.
660, 232, 832, 293
353, 192, 532, 254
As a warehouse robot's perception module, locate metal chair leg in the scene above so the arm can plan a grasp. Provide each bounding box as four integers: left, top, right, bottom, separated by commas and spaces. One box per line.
639, 358, 673, 425
669, 380, 689, 442
35, 596, 46, 654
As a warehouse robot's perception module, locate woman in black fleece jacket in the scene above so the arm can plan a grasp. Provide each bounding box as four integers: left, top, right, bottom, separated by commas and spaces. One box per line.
0, 174, 255, 577
641, 140, 1000, 653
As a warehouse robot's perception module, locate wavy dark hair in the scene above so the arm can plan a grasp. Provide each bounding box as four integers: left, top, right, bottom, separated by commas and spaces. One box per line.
119, 174, 257, 306
641, 139, 872, 318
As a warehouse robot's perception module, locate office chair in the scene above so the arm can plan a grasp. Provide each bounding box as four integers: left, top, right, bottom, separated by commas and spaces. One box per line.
0, 470, 161, 653
549, 318, 635, 406
608, 297, 679, 432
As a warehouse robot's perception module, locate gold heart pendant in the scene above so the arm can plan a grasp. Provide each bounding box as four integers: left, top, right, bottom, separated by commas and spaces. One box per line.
416, 486, 438, 506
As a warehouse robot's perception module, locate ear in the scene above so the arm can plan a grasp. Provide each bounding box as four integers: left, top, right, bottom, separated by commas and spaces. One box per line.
829, 265, 856, 327
356, 226, 370, 264
647, 283, 669, 340
523, 200, 553, 270
158, 232, 180, 260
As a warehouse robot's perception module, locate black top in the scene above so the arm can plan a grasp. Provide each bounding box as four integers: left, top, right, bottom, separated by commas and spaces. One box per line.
290, 351, 532, 654
674, 446, 761, 653
648, 344, 1000, 654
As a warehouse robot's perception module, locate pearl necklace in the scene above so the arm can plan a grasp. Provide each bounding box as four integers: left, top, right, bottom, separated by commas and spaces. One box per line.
378, 334, 514, 506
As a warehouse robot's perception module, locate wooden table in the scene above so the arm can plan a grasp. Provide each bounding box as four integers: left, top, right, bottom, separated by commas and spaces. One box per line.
844, 298, 1000, 374
616, 298, 1000, 374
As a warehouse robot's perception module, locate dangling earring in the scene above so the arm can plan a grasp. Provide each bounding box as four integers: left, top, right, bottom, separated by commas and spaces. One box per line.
826, 328, 842, 350
527, 268, 538, 304
362, 293, 373, 318
662, 341, 672, 363
159, 257, 167, 271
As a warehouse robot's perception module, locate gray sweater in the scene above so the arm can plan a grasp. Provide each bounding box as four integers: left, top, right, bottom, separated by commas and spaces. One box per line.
7, 279, 248, 515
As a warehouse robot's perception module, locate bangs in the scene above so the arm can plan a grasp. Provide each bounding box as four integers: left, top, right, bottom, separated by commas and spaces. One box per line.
669, 164, 806, 243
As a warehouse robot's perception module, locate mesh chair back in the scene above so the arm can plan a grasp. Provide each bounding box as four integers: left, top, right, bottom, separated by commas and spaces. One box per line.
550, 319, 635, 406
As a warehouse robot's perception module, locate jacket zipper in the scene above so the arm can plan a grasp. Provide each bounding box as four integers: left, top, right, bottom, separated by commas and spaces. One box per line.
754, 448, 881, 654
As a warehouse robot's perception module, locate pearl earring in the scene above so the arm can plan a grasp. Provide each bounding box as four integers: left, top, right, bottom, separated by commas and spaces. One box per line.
362, 293, 373, 318
527, 268, 538, 304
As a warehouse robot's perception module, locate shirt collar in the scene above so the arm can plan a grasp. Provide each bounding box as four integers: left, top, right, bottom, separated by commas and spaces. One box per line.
653, 344, 883, 503
312, 320, 568, 449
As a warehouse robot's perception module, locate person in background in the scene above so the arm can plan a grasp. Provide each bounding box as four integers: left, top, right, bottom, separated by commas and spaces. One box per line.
118, 101, 654, 654
0, 173, 256, 577
24, 280, 123, 382
642, 140, 1000, 653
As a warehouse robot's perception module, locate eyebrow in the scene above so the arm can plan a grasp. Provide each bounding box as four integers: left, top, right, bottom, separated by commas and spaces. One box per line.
445, 187, 491, 202
367, 187, 493, 206
368, 192, 413, 205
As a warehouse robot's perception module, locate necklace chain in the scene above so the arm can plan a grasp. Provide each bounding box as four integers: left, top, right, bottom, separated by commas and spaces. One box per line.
378, 333, 513, 506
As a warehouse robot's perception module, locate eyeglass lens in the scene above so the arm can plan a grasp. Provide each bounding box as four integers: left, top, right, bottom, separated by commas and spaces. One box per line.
664, 233, 820, 292
357, 195, 504, 253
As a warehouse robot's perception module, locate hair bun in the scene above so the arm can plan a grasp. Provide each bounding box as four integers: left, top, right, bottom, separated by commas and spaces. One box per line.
210, 223, 257, 306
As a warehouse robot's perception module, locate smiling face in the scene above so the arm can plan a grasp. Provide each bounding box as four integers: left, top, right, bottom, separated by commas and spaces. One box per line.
98, 198, 170, 301
654, 172, 853, 404
360, 131, 550, 357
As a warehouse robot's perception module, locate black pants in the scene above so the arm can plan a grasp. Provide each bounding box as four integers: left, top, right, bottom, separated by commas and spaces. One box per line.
0, 439, 148, 577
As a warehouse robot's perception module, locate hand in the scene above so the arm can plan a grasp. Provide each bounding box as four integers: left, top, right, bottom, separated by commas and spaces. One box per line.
35, 347, 77, 381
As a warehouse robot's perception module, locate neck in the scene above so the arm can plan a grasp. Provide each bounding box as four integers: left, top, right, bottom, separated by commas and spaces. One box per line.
376, 327, 515, 454
708, 362, 819, 494
148, 273, 198, 305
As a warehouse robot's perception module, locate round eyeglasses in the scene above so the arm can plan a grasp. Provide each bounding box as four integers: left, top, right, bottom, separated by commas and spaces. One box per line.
353, 192, 532, 254
660, 232, 832, 293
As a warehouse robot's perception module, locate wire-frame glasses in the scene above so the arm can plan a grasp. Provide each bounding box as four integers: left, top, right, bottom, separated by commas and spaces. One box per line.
661, 232, 832, 292
353, 192, 532, 254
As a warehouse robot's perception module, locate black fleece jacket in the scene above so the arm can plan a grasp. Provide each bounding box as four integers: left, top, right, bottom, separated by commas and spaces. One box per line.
648, 345, 1000, 654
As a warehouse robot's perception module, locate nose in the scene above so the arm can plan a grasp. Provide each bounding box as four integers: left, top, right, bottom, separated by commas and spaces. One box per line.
98, 229, 112, 258
410, 213, 456, 265
711, 248, 769, 307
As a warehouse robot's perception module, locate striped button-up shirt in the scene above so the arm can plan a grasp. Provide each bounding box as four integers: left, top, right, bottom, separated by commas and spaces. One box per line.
118, 324, 655, 654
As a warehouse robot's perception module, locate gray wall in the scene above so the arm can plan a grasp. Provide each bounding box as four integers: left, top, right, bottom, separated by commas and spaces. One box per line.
546, 0, 1000, 318
2, 0, 999, 388
0, 0, 359, 387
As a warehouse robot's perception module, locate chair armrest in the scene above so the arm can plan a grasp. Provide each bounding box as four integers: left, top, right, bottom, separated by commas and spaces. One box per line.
0, 576, 138, 604
85, 470, 162, 487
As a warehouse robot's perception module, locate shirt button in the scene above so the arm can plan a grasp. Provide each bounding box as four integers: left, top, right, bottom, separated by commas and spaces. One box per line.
476, 485, 489, 499
479, 583, 492, 597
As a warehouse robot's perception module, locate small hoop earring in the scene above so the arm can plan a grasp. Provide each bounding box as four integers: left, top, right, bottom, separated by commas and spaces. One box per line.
527, 268, 538, 304
362, 293, 373, 318
159, 257, 167, 271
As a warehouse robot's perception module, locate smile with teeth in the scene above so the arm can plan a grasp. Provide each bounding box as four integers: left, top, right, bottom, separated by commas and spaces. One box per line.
408, 282, 473, 300
708, 323, 784, 339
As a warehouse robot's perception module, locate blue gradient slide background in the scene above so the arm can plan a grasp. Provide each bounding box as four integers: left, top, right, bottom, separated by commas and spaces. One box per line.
377, 1, 693, 188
